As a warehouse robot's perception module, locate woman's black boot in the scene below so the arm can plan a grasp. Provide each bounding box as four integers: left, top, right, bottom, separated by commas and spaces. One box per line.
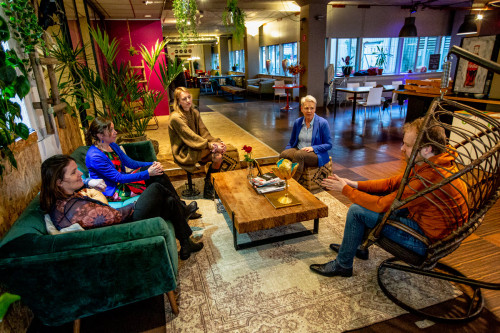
203, 166, 218, 200
179, 237, 204, 260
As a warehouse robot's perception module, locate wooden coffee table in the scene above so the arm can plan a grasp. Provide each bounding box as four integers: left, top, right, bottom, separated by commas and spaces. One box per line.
220, 85, 246, 100
212, 168, 328, 250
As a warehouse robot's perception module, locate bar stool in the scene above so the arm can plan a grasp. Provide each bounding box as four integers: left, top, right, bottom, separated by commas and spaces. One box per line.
182, 172, 200, 198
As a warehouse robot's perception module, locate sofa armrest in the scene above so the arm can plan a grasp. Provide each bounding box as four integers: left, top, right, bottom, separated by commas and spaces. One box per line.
259, 80, 275, 94
0, 236, 177, 326
246, 78, 259, 86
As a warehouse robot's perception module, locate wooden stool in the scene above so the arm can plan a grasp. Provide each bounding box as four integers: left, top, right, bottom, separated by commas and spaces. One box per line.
297, 157, 333, 191
182, 172, 200, 198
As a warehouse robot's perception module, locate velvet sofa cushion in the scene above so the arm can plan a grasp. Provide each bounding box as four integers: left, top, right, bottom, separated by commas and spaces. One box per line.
0, 194, 178, 326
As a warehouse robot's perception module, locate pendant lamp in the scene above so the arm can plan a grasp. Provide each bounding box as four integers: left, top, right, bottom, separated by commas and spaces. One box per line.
399, 16, 418, 37
457, 14, 477, 35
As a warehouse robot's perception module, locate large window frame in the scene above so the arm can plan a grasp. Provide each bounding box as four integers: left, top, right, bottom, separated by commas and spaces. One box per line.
259, 42, 298, 76
328, 35, 451, 77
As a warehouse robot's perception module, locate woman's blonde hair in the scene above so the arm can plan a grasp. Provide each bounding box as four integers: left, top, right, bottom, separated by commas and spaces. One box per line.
300, 95, 317, 106
173, 87, 194, 113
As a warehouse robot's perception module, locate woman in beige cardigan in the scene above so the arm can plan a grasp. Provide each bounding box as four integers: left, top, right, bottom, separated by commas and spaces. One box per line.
168, 87, 226, 199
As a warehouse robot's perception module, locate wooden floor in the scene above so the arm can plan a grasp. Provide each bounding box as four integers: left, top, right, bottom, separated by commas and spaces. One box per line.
28, 92, 500, 332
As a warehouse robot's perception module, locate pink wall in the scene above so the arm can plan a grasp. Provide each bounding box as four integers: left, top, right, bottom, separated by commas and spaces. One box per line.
105, 20, 170, 115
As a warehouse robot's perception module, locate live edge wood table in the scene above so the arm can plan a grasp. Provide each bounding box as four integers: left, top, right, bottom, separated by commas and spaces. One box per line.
212, 168, 328, 250
221, 85, 246, 100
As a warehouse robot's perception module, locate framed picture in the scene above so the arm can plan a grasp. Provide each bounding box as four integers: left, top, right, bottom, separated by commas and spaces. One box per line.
453, 35, 499, 95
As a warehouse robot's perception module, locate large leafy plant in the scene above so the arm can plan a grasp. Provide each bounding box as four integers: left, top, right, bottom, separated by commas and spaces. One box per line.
50, 27, 161, 138
0, 16, 30, 177
373, 46, 392, 69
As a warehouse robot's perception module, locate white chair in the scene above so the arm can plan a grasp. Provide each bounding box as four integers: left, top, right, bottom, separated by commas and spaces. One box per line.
346, 82, 361, 105
357, 87, 384, 120
274, 80, 287, 103
364, 81, 377, 87
391, 80, 405, 115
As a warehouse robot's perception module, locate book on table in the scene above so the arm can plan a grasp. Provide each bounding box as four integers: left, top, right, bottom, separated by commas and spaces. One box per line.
250, 180, 286, 195
251, 172, 281, 187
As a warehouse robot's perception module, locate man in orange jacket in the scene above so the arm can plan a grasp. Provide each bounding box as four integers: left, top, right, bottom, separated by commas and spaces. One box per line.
310, 118, 468, 277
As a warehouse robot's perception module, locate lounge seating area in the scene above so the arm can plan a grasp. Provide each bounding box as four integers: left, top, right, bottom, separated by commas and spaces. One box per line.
1, 0, 500, 332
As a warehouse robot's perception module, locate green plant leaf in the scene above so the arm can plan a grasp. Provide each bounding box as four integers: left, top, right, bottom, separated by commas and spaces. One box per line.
0, 65, 16, 85
14, 75, 30, 98
0, 16, 10, 41
14, 122, 29, 139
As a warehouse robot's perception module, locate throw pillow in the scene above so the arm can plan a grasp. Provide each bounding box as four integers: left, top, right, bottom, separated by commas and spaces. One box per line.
44, 215, 84, 235
79, 188, 109, 205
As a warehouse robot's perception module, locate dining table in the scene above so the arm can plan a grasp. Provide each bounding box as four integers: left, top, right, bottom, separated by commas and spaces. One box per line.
334, 85, 395, 123
272, 84, 303, 111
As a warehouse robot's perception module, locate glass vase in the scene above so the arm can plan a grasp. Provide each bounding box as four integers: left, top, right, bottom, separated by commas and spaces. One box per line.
294, 75, 299, 85
247, 161, 256, 180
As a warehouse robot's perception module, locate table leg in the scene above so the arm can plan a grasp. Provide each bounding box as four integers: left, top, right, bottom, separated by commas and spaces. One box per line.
333, 89, 338, 118
232, 211, 238, 250
281, 90, 292, 111
351, 92, 357, 124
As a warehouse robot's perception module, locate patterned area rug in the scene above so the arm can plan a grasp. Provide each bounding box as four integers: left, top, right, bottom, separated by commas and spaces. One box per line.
167, 188, 460, 332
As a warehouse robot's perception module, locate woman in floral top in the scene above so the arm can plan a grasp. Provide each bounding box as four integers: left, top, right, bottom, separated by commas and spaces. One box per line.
40, 155, 203, 260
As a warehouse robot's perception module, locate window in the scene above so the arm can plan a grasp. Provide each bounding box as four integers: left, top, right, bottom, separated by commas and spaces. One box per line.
229, 50, 245, 72
259, 43, 297, 75
400, 37, 418, 73
438, 36, 451, 71
336, 38, 357, 76
282, 42, 298, 76
212, 53, 219, 70
1, 41, 31, 129
416, 37, 438, 71
260, 46, 266, 73
360, 38, 398, 74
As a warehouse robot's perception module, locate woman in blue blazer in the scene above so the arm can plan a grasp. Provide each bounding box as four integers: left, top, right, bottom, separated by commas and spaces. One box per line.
280, 95, 332, 180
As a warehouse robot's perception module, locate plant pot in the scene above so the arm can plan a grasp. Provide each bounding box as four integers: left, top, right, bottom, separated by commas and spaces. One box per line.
342, 66, 353, 77
116, 134, 147, 144
232, 66, 237, 71
377, 68, 383, 75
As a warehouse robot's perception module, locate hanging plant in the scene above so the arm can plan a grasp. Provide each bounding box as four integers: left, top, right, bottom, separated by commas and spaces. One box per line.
173, 0, 198, 48
0, 0, 44, 71
222, 0, 246, 41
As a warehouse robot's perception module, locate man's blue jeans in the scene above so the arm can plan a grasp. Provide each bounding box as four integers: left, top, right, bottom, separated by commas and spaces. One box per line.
336, 204, 427, 269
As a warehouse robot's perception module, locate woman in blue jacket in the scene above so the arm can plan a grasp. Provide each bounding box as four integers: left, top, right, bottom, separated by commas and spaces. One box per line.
85, 118, 200, 217
280, 95, 332, 180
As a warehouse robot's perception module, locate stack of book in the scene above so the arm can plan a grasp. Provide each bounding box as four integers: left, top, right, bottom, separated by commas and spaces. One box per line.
250, 172, 286, 194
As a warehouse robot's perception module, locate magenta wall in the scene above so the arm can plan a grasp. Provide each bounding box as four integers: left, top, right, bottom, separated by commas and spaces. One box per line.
105, 20, 170, 115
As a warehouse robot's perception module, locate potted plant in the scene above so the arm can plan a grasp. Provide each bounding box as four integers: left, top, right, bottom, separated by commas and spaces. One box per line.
287, 63, 306, 85
341, 55, 353, 77
373, 46, 392, 75
231, 64, 238, 71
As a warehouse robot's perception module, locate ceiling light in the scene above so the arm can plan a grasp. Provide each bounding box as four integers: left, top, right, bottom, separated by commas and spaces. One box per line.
399, 17, 417, 37
476, 13, 483, 20
399, 1, 418, 37
144, 15, 152, 18
457, 14, 477, 35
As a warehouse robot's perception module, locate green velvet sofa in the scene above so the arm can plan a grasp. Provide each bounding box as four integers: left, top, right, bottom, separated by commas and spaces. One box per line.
0, 140, 179, 326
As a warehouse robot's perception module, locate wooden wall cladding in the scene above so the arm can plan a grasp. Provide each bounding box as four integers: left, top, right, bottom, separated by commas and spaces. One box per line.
0, 132, 41, 238
58, 112, 84, 155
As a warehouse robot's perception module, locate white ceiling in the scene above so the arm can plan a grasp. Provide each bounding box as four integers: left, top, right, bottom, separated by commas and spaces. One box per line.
62, 0, 491, 37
